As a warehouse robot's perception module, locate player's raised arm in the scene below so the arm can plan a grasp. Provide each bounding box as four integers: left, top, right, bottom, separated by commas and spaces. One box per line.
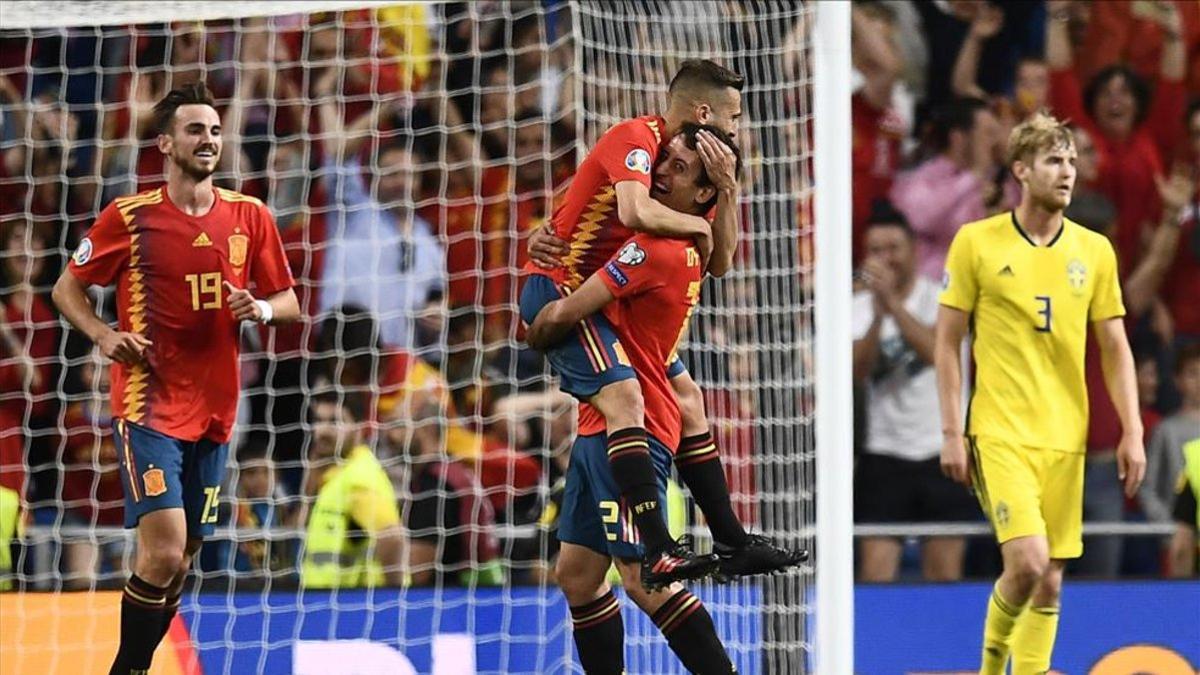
525, 275, 616, 350
614, 181, 711, 250
694, 128, 740, 277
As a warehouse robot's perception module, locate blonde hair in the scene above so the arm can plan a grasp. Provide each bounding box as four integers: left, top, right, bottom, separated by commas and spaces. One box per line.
1005, 111, 1074, 167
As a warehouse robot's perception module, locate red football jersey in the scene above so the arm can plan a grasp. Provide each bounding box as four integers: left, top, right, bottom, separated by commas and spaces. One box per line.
577, 234, 703, 451
68, 187, 294, 443
523, 115, 666, 289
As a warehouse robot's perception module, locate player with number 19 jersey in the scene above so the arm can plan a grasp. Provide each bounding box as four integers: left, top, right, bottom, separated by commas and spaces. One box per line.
68, 186, 294, 444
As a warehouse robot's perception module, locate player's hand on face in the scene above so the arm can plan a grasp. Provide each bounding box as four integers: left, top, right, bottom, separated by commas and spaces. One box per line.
224, 281, 261, 322
695, 130, 738, 193
1116, 432, 1147, 498
527, 223, 568, 269
98, 329, 152, 366
940, 434, 972, 487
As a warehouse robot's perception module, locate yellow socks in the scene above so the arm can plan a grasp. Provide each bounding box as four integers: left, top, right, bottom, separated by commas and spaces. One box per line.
980, 583, 1024, 675
1010, 604, 1060, 674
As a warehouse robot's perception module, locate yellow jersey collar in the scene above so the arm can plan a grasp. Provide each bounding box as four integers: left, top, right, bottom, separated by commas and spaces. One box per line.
1011, 211, 1065, 248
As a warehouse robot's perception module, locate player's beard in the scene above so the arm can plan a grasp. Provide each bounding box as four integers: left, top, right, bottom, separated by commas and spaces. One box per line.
175, 148, 219, 182
1034, 183, 1072, 213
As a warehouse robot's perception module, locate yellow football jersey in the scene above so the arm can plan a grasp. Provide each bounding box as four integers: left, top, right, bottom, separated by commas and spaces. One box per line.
940, 212, 1125, 452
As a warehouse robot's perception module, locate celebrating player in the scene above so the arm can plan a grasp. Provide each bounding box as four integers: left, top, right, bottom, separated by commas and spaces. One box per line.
52, 81, 300, 675
526, 124, 740, 675
934, 112, 1145, 674
521, 59, 802, 588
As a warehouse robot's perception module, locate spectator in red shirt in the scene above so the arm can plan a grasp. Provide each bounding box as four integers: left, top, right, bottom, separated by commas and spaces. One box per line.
478, 108, 574, 341
1163, 102, 1200, 343
851, 3, 905, 265
1046, 0, 1187, 276
1073, 0, 1200, 100
1076, 168, 1193, 576
1, 218, 59, 482
60, 352, 125, 588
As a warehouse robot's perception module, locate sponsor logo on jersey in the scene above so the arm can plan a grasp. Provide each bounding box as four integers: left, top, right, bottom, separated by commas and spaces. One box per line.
624, 148, 652, 175
193, 232, 213, 247
73, 238, 93, 265
998, 264, 1014, 277
142, 467, 167, 497
604, 262, 629, 287
616, 241, 646, 266
228, 233, 250, 268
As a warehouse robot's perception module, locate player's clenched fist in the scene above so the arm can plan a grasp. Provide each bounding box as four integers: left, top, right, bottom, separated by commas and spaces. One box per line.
224, 281, 263, 322
940, 433, 972, 487
98, 329, 152, 366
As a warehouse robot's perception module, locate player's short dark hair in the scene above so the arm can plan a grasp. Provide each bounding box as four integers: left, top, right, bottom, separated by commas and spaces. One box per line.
679, 122, 742, 212
929, 97, 988, 153
152, 80, 216, 135
864, 199, 912, 237
668, 59, 745, 100
1084, 65, 1150, 127
1176, 343, 1200, 375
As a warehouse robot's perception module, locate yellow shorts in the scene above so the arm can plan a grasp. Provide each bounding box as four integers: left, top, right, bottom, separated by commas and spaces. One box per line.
968, 435, 1085, 559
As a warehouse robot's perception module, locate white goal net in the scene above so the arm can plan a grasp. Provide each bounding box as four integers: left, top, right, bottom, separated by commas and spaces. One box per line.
0, 1, 819, 672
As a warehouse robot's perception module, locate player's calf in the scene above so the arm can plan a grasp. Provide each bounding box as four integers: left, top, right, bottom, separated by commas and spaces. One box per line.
558, 543, 625, 675
615, 558, 735, 675
671, 370, 751, 549
592, 380, 677, 557
113, 509, 188, 675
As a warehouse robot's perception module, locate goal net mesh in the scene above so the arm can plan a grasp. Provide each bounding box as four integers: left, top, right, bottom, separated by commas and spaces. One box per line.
0, 1, 814, 672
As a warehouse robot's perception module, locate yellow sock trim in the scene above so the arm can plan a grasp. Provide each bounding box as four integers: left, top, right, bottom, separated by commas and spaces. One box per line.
1011, 604, 1060, 675
980, 584, 1024, 675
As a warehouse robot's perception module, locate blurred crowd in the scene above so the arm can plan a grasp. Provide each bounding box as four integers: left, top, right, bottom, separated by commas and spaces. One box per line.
0, 1, 773, 590
851, 0, 1200, 581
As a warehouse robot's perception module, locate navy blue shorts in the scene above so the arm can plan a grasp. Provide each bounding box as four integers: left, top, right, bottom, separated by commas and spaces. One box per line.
557, 432, 674, 560
113, 419, 229, 537
519, 274, 688, 398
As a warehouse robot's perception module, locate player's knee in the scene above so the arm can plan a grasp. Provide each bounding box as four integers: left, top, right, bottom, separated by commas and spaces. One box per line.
1010, 548, 1050, 588
555, 558, 601, 605
142, 542, 186, 578
1033, 563, 1064, 605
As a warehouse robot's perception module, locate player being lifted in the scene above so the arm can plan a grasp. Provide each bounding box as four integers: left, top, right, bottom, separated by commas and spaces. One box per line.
521, 59, 803, 588
934, 112, 1145, 674
52, 82, 300, 675
527, 124, 741, 675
